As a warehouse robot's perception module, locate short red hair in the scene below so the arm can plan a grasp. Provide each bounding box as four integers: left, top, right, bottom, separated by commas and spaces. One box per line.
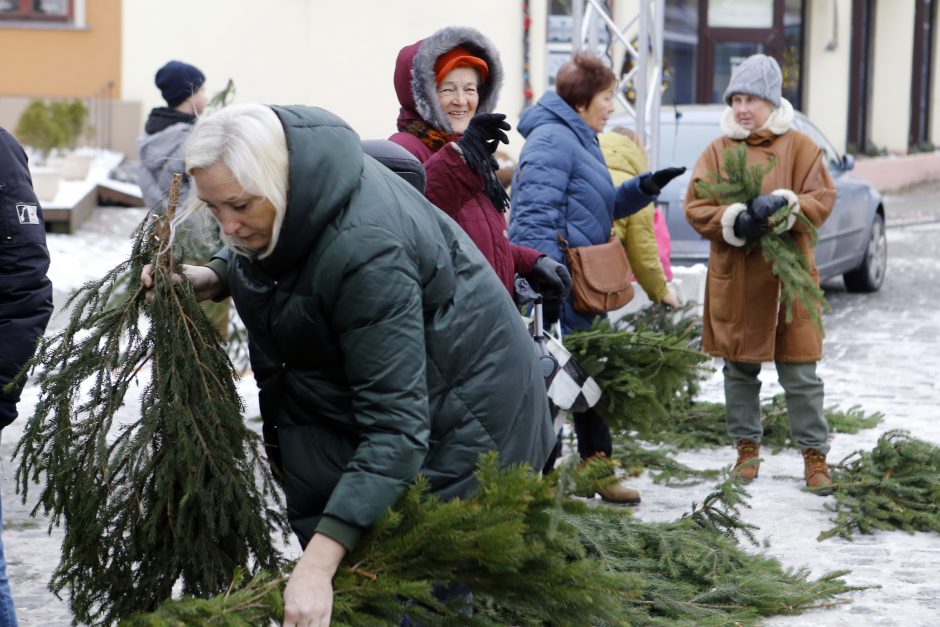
555, 52, 616, 111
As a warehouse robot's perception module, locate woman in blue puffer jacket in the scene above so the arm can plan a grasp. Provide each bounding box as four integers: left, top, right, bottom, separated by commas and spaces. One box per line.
509, 52, 684, 503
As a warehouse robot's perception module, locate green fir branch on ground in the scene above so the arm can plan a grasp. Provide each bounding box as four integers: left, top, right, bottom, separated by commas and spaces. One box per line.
819, 430, 940, 540
126, 455, 857, 626
610, 437, 723, 487
563, 319, 712, 434
13, 194, 286, 624
692, 141, 829, 333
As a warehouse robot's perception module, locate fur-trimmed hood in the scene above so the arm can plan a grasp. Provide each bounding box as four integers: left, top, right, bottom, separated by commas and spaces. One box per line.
394, 26, 504, 133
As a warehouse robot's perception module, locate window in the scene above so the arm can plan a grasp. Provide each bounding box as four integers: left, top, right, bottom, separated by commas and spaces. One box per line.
0, 0, 72, 21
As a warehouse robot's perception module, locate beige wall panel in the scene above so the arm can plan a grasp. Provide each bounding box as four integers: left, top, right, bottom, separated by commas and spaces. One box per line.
869, 0, 915, 153
803, 0, 852, 154
122, 0, 528, 157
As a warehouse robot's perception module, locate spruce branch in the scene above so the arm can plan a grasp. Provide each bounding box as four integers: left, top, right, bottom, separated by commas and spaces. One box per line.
127, 454, 856, 625
563, 319, 712, 435
14, 174, 287, 624
819, 430, 940, 540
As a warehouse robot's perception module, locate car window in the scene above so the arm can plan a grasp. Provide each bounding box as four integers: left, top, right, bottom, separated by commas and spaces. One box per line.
656, 123, 726, 170
792, 116, 842, 171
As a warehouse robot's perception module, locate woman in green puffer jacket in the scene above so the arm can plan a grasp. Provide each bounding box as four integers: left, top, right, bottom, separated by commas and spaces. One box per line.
144, 103, 554, 626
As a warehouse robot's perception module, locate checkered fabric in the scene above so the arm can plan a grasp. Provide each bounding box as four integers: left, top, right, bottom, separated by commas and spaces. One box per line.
542, 334, 602, 413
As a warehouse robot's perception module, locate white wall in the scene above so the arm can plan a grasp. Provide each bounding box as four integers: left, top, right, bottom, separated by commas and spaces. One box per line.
869, 0, 915, 153
122, 0, 534, 157
803, 0, 852, 154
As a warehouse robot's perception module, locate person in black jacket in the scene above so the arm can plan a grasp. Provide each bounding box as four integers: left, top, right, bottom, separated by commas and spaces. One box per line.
0, 127, 54, 627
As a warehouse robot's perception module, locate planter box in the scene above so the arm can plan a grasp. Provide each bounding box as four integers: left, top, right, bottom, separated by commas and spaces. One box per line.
29, 166, 62, 202
61, 152, 95, 180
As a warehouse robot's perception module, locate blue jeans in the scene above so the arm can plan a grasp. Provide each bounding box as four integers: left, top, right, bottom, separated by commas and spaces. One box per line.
0, 432, 18, 627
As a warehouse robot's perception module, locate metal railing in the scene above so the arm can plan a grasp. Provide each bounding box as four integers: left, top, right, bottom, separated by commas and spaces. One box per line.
571, 0, 664, 168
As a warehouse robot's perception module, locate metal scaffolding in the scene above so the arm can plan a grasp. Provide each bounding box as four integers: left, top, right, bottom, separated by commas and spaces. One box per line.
571, 0, 665, 168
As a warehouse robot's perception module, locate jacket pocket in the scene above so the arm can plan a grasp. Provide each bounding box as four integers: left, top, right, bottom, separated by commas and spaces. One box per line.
708, 267, 736, 323
793, 269, 821, 321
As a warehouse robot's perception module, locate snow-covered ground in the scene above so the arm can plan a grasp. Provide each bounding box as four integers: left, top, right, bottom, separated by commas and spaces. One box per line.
2, 205, 939, 625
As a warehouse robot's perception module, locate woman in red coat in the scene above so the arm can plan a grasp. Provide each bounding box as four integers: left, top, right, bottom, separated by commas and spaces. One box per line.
390, 26, 570, 304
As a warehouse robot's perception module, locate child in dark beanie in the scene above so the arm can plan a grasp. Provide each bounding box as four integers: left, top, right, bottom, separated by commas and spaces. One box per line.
137, 60, 207, 211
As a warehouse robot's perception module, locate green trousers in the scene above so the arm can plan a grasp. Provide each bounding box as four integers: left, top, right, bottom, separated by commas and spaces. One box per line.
722, 359, 829, 454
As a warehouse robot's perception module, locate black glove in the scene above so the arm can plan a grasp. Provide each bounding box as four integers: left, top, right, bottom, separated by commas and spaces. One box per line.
542, 298, 562, 325
458, 113, 511, 157
747, 194, 789, 220
639, 166, 686, 195
733, 208, 769, 239
457, 113, 512, 211
527, 256, 572, 300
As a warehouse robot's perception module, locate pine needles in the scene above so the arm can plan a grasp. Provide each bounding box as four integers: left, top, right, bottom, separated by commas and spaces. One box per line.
693, 141, 829, 333
563, 318, 712, 435
694, 141, 774, 205
125, 455, 856, 625
14, 178, 286, 623
819, 430, 940, 540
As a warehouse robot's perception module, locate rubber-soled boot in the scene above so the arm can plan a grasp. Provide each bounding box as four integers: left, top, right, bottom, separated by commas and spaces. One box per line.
803, 448, 833, 495
577, 453, 641, 505
732, 439, 761, 481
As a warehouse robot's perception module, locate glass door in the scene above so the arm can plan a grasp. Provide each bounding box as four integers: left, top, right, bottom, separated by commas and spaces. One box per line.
695, 0, 803, 107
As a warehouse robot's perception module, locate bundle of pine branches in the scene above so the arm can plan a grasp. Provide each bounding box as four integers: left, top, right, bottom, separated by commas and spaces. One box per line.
819, 430, 940, 540
693, 142, 829, 333
125, 455, 855, 625
13, 179, 286, 624
563, 319, 712, 434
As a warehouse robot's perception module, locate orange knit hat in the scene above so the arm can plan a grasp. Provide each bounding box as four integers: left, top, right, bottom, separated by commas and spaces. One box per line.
434, 47, 489, 85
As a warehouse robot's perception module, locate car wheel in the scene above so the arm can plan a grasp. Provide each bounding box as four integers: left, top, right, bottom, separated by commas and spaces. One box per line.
843, 212, 886, 292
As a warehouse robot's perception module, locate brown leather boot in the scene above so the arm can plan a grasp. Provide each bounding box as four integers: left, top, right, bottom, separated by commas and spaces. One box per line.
803, 448, 833, 495
596, 481, 641, 505
577, 453, 641, 505
732, 439, 760, 481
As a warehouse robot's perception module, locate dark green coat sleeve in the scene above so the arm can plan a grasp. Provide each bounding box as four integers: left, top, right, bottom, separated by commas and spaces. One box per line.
314, 224, 430, 545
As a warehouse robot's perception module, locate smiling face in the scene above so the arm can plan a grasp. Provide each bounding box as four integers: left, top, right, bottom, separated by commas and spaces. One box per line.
436, 66, 480, 134
730, 93, 773, 131
577, 84, 616, 133
192, 162, 277, 254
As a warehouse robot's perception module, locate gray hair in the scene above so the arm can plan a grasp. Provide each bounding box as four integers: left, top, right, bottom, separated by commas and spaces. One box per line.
174, 103, 289, 259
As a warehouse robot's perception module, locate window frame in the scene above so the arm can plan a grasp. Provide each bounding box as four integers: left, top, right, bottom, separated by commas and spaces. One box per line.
0, 0, 74, 23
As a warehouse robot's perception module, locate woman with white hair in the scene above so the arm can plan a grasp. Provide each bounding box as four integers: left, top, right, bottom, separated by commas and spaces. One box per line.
684, 54, 836, 493
143, 103, 554, 626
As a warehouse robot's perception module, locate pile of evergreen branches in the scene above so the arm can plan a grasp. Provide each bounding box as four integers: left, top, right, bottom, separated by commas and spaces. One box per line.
693, 141, 829, 333
13, 182, 286, 624
819, 430, 940, 540
125, 455, 855, 626
563, 318, 712, 435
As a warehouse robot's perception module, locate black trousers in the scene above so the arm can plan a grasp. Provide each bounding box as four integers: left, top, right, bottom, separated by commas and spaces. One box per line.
573, 407, 612, 459
541, 407, 612, 474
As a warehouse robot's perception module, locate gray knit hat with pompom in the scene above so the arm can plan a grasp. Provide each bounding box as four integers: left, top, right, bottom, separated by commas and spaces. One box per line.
722, 54, 782, 108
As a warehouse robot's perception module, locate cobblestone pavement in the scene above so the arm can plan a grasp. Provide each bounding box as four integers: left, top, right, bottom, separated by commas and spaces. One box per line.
3, 183, 940, 625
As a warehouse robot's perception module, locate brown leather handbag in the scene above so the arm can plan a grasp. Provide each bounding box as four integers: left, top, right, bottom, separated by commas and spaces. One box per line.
559, 234, 635, 314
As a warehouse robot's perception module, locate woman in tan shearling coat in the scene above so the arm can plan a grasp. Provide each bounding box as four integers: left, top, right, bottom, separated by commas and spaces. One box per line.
685, 54, 836, 493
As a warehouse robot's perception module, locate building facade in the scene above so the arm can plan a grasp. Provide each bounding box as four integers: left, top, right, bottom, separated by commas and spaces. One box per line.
0, 0, 937, 159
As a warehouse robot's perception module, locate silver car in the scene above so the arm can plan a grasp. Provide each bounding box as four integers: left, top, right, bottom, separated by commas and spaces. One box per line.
608, 105, 887, 292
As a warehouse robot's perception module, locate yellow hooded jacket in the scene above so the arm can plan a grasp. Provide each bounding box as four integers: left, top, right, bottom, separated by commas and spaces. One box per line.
598, 131, 669, 303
